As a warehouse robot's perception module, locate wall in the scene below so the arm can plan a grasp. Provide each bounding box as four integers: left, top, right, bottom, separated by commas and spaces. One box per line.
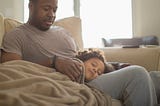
0, 0, 24, 21
132, 0, 160, 41
0, 0, 160, 42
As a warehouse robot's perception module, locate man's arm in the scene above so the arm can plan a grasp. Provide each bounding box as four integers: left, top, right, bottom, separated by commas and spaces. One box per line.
1, 50, 22, 63
1, 50, 83, 82
1, 50, 53, 67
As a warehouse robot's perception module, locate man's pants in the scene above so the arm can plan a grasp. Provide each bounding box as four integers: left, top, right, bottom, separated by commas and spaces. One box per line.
88, 65, 157, 106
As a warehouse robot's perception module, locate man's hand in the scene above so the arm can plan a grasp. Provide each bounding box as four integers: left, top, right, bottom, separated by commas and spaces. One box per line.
55, 56, 84, 82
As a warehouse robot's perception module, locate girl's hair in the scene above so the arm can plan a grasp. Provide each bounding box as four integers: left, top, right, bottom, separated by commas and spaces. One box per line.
76, 48, 106, 63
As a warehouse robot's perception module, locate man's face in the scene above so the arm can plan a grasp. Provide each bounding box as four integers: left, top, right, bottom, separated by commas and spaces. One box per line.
29, 0, 58, 30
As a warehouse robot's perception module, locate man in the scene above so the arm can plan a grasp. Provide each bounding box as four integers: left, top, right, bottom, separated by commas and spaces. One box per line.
1, 0, 83, 82
1, 0, 157, 106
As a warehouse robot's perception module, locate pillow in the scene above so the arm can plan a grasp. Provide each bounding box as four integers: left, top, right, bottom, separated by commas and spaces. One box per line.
142, 36, 159, 45
54, 17, 83, 50
4, 18, 22, 34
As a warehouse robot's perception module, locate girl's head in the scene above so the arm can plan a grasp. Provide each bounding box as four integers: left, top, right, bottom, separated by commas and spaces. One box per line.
76, 48, 106, 82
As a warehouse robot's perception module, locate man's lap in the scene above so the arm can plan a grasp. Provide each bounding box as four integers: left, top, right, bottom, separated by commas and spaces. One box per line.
88, 65, 149, 99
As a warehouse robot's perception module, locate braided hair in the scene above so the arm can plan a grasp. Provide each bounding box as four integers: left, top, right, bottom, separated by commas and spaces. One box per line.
76, 48, 106, 63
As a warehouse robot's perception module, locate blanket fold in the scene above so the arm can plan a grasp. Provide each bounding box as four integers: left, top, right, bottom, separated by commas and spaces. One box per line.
0, 60, 112, 106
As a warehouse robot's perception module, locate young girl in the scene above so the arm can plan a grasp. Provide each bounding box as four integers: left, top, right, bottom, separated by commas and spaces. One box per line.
76, 48, 109, 82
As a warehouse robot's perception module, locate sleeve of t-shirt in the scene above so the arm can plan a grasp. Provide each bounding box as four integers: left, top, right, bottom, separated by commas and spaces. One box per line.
2, 29, 23, 56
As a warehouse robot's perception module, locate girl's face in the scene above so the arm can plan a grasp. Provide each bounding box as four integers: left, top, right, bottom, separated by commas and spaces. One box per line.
84, 58, 105, 82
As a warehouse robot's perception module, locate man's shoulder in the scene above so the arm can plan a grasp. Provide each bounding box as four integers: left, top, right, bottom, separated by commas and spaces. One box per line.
15, 23, 28, 30
7, 23, 26, 32
4, 24, 27, 37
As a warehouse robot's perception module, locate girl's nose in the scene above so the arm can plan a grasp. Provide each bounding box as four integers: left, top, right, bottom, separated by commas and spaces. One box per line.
93, 67, 98, 72
93, 68, 98, 75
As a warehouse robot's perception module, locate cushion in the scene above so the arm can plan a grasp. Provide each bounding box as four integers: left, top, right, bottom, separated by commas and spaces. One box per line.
102, 36, 159, 47
54, 17, 83, 49
4, 18, 22, 34
101, 47, 160, 71
102, 38, 143, 47
142, 36, 159, 45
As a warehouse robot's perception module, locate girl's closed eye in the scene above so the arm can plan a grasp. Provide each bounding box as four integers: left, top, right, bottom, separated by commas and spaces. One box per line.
92, 62, 97, 67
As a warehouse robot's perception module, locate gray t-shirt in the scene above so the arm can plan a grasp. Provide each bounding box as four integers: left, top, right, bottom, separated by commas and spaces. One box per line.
2, 23, 77, 64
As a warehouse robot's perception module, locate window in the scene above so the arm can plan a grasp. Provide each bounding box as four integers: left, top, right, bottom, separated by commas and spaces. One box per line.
56, 0, 74, 20
24, 0, 132, 48
80, 0, 133, 48
24, 0, 29, 22
23, 0, 74, 22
